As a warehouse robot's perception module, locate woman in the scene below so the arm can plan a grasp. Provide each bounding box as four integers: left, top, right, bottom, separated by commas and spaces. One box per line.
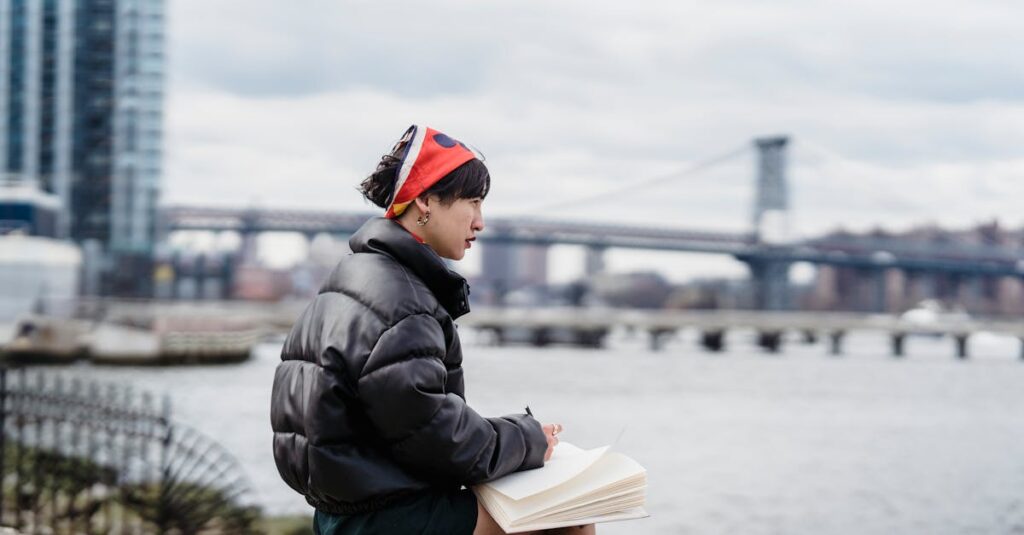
271, 125, 594, 534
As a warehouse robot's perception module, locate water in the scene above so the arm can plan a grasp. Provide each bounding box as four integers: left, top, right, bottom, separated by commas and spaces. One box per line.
34, 329, 1024, 534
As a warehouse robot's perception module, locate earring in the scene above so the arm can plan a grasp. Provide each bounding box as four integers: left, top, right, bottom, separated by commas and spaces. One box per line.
416, 211, 430, 226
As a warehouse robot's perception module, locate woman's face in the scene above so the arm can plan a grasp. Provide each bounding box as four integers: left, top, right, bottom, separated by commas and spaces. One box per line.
421, 196, 485, 260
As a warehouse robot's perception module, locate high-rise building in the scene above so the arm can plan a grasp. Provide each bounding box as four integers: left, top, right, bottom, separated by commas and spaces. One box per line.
480, 243, 549, 303
1, 0, 164, 295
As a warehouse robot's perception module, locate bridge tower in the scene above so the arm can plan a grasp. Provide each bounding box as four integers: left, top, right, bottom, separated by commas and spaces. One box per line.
749, 136, 791, 310
584, 245, 607, 276
753, 136, 789, 243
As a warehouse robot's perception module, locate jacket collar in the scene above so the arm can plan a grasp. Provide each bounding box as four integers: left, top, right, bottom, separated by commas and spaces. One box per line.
349, 217, 471, 319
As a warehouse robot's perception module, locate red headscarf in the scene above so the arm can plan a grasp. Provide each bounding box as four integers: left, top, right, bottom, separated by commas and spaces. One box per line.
385, 125, 485, 219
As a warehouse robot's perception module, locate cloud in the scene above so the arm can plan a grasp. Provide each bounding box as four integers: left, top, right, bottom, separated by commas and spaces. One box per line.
169, 0, 506, 97
162, 0, 1024, 246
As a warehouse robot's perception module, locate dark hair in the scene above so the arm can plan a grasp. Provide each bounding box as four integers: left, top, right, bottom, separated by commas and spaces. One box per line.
360, 154, 490, 210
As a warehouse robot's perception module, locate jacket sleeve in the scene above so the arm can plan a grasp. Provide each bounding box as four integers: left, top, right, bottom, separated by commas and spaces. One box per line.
357, 313, 547, 484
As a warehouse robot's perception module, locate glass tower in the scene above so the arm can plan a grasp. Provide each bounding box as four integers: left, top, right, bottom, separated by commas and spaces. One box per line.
0, 0, 164, 295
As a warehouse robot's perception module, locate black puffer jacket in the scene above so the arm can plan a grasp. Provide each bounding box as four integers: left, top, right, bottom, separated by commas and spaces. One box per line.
271, 217, 547, 514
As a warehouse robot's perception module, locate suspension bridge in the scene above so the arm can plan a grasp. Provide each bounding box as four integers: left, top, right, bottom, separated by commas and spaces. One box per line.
159, 136, 1024, 315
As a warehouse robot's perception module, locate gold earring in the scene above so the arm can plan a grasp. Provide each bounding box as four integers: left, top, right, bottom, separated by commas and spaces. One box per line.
416, 211, 430, 226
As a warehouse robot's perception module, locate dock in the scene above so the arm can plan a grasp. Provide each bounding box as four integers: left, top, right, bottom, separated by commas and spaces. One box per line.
458, 307, 1024, 359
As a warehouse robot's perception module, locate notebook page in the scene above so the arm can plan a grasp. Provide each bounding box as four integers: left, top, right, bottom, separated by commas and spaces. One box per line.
483, 442, 609, 501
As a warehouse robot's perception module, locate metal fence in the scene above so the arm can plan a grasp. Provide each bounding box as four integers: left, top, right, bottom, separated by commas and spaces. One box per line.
0, 367, 259, 534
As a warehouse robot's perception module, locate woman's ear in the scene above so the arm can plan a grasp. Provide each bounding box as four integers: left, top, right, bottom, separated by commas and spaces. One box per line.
413, 196, 431, 213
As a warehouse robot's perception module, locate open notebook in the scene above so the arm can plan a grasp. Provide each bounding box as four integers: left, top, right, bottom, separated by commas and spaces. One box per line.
473, 442, 648, 533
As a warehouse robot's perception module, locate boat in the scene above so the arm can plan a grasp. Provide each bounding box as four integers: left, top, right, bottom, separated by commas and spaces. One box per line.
1, 315, 90, 364
898, 299, 970, 337
1, 313, 266, 366
89, 315, 266, 365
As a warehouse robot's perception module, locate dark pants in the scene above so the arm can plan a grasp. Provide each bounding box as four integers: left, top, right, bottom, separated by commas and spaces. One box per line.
314, 488, 478, 535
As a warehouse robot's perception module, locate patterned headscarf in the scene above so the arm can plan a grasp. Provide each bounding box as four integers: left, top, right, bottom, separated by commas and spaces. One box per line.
385, 125, 485, 219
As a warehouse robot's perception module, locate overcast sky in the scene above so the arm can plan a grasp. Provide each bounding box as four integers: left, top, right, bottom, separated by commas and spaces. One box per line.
162, 1, 1024, 278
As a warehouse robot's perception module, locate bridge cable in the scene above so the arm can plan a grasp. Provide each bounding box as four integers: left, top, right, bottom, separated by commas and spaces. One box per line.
513, 144, 751, 216
790, 139, 929, 211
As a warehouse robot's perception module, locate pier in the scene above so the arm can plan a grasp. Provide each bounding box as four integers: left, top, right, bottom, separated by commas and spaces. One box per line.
458, 307, 1024, 359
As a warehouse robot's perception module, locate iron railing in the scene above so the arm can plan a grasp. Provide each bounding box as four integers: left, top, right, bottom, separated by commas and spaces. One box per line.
0, 367, 259, 534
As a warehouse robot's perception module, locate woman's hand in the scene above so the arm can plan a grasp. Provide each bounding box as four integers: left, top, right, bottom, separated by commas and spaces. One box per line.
541, 423, 563, 462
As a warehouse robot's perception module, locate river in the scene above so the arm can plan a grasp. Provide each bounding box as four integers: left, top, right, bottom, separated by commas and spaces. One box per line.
32, 328, 1024, 534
